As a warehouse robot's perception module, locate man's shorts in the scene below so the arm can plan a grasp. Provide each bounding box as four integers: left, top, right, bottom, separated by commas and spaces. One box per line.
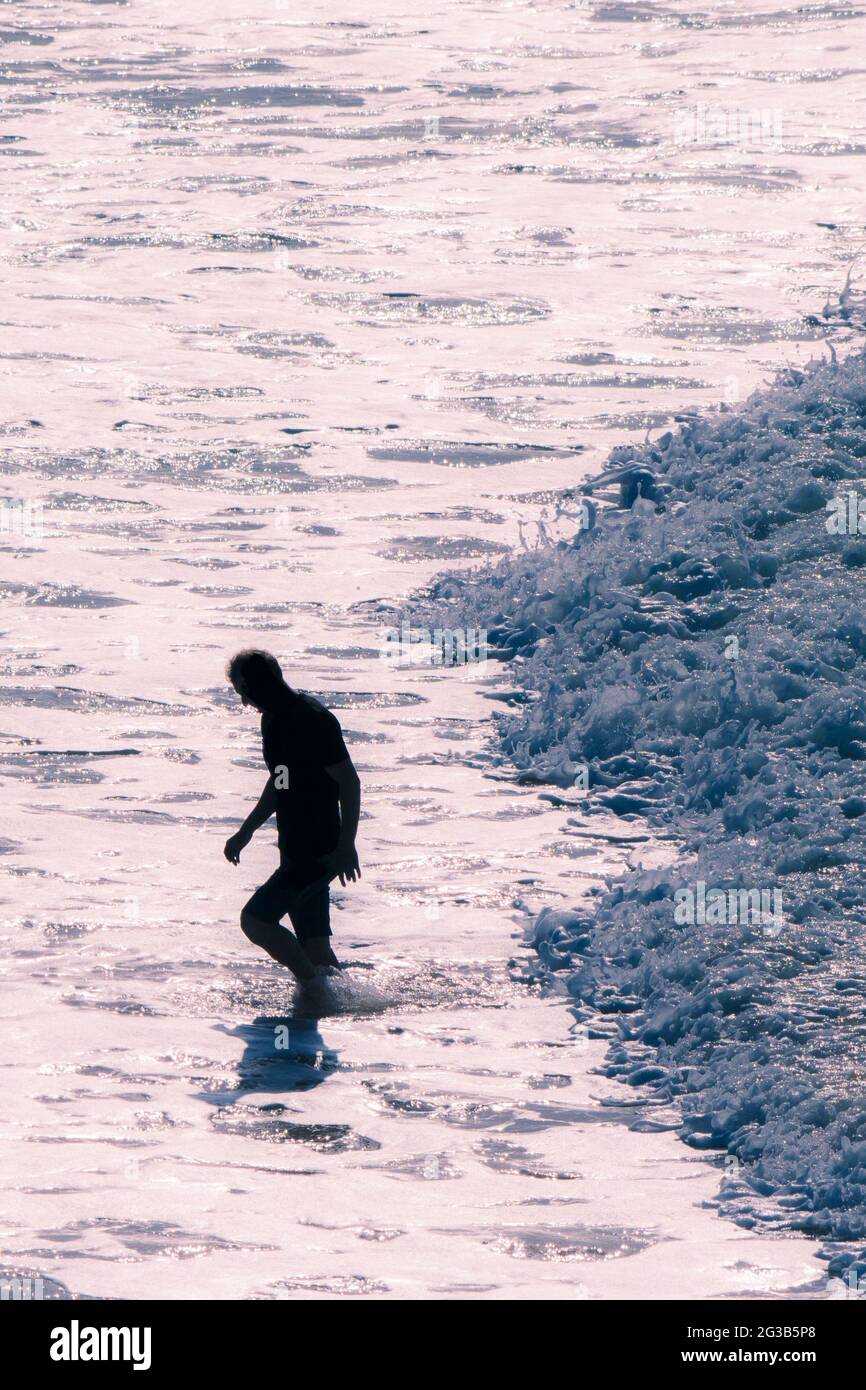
243, 860, 332, 942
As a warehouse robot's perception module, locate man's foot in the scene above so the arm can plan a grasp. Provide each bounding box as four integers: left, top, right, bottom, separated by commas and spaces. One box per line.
297, 965, 340, 1013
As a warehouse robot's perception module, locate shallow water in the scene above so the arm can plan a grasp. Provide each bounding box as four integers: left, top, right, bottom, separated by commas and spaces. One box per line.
1, 0, 863, 1298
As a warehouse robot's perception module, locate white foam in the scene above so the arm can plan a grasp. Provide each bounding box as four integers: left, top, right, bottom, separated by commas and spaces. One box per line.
426, 347, 866, 1271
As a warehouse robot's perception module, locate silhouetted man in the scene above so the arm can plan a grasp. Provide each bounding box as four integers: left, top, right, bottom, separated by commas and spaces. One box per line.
224, 649, 361, 985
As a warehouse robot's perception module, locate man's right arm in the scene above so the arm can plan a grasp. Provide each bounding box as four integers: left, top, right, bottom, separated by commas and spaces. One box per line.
224, 777, 276, 864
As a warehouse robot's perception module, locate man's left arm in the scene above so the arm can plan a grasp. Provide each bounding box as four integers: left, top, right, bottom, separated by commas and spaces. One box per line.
323, 757, 361, 885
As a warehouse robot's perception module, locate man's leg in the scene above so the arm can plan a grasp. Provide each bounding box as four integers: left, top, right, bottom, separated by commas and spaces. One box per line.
240, 908, 316, 982
287, 874, 341, 970
303, 936, 341, 969
241, 869, 316, 983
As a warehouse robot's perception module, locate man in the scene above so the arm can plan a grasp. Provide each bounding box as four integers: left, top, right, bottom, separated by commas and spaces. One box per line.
223, 649, 361, 986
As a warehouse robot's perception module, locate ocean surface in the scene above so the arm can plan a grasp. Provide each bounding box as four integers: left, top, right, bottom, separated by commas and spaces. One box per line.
1, 0, 865, 1299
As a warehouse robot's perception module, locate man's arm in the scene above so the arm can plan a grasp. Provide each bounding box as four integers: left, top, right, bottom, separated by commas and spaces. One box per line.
224, 777, 277, 864
323, 757, 361, 885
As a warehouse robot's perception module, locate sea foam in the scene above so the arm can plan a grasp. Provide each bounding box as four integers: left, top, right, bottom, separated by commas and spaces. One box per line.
424, 346, 866, 1274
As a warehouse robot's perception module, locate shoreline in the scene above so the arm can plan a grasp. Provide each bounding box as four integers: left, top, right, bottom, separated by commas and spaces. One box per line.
422, 347, 866, 1282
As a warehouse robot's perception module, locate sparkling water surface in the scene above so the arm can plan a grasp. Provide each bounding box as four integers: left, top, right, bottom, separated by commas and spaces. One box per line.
1, 0, 862, 1299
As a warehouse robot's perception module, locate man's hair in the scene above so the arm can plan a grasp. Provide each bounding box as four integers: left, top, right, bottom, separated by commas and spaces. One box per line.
226, 649, 287, 702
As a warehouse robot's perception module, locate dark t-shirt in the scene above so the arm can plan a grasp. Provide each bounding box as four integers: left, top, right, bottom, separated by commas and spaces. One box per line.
261, 691, 349, 862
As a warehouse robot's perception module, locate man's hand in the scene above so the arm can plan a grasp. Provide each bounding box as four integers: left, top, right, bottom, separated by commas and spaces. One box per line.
224, 828, 252, 865
322, 844, 361, 886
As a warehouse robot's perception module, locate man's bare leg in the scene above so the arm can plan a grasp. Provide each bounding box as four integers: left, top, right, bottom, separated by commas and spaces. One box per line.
240, 910, 316, 982
303, 936, 341, 970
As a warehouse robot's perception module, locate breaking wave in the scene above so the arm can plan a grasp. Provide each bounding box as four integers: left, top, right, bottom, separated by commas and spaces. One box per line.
426, 345, 866, 1277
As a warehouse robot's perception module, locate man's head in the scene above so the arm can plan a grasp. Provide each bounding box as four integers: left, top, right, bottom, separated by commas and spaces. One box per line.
226, 649, 288, 712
